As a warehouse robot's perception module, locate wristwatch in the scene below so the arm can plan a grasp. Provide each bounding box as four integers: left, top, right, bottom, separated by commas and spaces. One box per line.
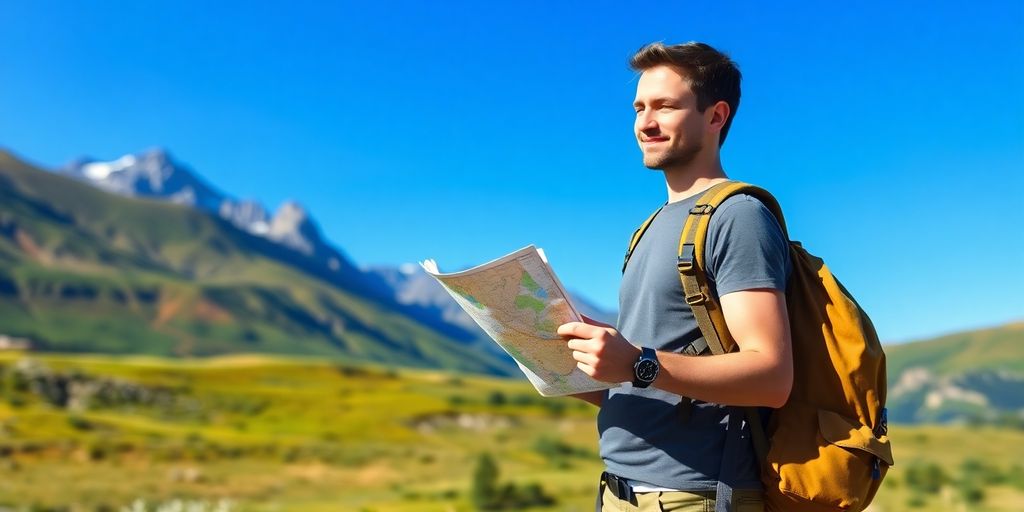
632, 346, 660, 388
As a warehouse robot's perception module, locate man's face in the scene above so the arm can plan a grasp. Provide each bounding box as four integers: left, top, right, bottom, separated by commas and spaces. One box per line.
633, 65, 707, 170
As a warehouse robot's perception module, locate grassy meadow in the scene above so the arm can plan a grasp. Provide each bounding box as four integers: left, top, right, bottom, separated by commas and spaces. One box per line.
1, 352, 1022, 511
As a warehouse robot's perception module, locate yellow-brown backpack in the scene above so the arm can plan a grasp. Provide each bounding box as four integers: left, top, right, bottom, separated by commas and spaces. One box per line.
624, 181, 893, 512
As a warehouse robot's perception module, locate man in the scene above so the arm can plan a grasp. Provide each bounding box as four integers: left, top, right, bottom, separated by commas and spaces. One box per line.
557, 42, 794, 512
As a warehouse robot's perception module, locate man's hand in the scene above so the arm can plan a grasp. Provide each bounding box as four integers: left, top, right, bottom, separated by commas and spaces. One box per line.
558, 315, 641, 384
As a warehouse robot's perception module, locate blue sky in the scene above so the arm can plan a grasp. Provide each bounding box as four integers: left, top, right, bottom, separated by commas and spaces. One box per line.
1, 1, 1021, 343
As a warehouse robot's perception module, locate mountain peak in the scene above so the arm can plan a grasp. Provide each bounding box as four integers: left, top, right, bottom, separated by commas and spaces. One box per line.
54, 147, 359, 285
274, 200, 308, 219
61, 148, 222, 210
268, 201, 320, 256
137, 147, 174, 168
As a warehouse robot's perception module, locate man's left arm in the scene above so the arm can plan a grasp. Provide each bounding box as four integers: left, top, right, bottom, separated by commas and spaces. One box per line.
560, 287, 793, 408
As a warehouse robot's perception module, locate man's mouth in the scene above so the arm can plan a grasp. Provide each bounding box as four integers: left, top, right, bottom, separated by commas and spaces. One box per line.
643, 137, 668, 144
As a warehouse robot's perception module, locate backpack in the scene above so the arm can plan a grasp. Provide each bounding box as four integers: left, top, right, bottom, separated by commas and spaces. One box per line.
623, 181, 893, 512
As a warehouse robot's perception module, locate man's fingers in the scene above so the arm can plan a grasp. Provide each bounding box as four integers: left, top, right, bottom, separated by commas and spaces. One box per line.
571, 349, 597, 366
556, 322, 575, 337
558, 321, 593, 338
566, 337, 596, 353
581, 314, 612, 328
576, 361, 596, 377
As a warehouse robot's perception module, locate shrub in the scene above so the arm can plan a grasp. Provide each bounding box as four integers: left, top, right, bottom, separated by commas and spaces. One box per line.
532, 435, 590, 468
959, 458, 1005, 486
67, 414, 94, 431
905, 492, 927, 508
957, 479, 985, 505
88, 438, 112, 461
469, 452, 556, 510
541, 399, 567, 417
904, 461, 948, 494
487, 391, 507, 407
511, 394, 536, 407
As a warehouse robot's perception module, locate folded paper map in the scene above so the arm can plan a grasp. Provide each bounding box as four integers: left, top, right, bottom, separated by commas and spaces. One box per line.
421, 246, 614, 397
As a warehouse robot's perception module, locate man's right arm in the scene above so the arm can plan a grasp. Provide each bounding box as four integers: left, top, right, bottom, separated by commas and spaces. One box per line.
569, 390, 605, 407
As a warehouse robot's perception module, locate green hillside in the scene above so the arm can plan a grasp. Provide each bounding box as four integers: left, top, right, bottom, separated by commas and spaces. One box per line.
885, 322, 1024, 424
0, 149, 514, 376
886, 322, 1024, 377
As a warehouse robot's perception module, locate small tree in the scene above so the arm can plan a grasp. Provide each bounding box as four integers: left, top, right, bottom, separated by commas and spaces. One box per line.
471, 453, 500, 510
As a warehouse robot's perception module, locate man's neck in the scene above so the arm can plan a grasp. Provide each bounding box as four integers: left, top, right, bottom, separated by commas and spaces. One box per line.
663, 159, 729, 204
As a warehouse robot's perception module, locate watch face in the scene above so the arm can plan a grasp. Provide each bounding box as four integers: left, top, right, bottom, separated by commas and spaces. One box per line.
636, 359, 659, 382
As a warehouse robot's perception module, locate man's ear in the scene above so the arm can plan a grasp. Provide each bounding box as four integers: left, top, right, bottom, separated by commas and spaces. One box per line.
705, 100, 731, 145
707, 100, 730, 131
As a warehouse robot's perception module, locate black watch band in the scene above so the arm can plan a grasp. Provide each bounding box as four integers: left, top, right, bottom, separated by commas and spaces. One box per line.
632, 346, 660, 388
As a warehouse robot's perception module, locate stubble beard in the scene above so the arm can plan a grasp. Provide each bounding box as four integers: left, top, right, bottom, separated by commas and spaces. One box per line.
643, 141, 703, 171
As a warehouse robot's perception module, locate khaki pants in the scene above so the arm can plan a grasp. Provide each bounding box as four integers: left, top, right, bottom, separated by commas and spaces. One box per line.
600, 482, 765, 512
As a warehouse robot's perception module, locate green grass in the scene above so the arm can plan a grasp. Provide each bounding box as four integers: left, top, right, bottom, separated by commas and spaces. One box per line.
0, 352, 600, 511
1, 352, 1023, 511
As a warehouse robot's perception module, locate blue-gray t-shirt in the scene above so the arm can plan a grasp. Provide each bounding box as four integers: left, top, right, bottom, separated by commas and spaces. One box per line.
599, 191, 791, 491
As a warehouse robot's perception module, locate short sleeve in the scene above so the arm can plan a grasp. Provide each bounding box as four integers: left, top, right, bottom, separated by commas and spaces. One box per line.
705, 194, 791, 297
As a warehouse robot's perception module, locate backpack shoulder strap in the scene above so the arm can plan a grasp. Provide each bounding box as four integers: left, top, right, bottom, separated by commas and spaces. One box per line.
679, 181, 783, 472
676, 181, 789, 355
677, 181, 741, 355
622, 205, 664, 273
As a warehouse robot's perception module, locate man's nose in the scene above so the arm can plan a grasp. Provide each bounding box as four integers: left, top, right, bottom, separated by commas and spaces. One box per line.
637, 113, 658, 131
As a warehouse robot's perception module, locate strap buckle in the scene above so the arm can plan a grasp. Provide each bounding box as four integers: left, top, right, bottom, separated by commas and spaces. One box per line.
682, 338, 709, 356
677, 244, 695, 274
685, 292, 707, 305
690, 203, 715, 215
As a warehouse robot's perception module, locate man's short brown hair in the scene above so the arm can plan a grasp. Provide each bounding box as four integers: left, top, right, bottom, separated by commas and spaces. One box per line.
630, 42, 742, 146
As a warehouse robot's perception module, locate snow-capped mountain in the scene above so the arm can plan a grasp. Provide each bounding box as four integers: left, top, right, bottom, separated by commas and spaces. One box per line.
64, 149, 224, 211
61, 148, 355, 275
58, 147, 616, 356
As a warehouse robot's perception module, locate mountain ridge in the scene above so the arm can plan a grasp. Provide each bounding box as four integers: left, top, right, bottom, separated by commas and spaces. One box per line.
51, 147, 618, 361
0, 148, 514, 375
59, 148, 365, 283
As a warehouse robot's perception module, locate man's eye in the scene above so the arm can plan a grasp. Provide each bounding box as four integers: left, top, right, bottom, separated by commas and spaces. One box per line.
660, 105, 675, 110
